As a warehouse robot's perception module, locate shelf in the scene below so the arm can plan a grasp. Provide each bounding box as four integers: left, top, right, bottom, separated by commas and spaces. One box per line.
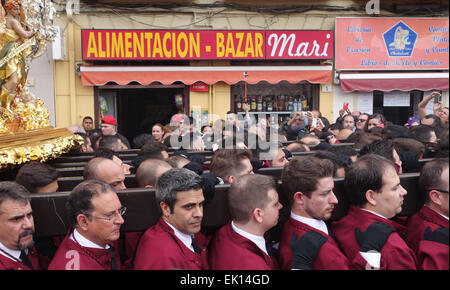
236, 111, 295, 115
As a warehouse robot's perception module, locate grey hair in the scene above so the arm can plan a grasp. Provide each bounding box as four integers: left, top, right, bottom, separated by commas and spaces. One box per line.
155, 168, 203, 214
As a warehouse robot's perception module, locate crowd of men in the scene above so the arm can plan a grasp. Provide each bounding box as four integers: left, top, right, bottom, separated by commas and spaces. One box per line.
0, 92, 448, 270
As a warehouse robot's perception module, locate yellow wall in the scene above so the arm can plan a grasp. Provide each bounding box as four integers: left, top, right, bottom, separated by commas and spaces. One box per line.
319, 85, 334, 122
54, 22, 94, 128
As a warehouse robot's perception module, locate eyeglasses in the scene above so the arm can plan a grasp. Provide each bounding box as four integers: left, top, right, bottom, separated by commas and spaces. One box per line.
428, 189, 449, 194
89, 206, 127, 222
357, 118, 367, 122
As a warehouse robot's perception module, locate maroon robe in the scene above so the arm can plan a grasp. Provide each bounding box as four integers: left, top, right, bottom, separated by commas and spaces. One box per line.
0, 246, 47, 270
208, 222, 278, 270
331, 206, 418, 270
48, 231, 121, 270
133, 218, 208, 270
406, 205, 449, 270
278, 217, 369, 270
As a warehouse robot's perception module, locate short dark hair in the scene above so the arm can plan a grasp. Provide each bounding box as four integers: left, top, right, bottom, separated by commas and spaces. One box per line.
409, 125, 436, 143
82, 116, 93, 122
0, 181, 31, 212
228, 174, 276, 222
94, 147, 117, 160
312, 150, 350, 177
15, 162, 59, 193
98, 135, 121, 150
209, 149, 253, 181
281, 155, 334, 203
382, 125, 409, 139
155, 168, 203, 215
419, 158, 449, 204
344, 154, 396, 207
359, 139, 396, 163
140, 141, 168, 160
132, 133, 155, 149
66, 179, 116, 228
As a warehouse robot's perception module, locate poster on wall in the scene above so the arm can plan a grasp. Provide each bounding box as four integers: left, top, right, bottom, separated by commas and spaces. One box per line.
357, 92, 373, 114
335, 18, 449, 70
383, 91, 410, 107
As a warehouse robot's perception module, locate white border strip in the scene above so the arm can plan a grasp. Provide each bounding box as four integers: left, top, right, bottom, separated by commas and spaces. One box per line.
80, 65, 332, 72
340, 72, 449, 80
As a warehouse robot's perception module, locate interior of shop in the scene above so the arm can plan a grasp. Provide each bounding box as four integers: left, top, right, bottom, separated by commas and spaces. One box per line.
98, 87, 185, 145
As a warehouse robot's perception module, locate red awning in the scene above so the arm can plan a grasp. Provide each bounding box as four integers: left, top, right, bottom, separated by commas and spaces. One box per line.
80, 65, 332, 86
339, 72, 449, 92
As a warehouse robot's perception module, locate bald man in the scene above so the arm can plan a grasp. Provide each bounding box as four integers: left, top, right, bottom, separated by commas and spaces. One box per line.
83, 157, 126, 191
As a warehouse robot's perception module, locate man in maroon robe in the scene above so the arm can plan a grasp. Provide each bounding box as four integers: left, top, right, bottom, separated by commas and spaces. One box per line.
279, 155, 388, 270
332, 154, 418, 270
208, 174, 282, 270
0, 181, 49, 270
48, 180, 124, 270
133, 168, 208, 270
406, 158, 449, 270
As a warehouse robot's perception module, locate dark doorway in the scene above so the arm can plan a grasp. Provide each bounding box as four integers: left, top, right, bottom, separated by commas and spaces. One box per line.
117, 87, 185, 145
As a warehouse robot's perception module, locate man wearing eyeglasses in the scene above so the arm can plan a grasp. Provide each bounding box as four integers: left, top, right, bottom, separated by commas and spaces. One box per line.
48, 180, 125, 270
406, 158, 449, 270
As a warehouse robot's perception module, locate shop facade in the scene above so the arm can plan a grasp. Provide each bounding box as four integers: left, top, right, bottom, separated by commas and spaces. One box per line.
52, 6, 340, 143
333, 17, 449, 124
79, 29, 333, 134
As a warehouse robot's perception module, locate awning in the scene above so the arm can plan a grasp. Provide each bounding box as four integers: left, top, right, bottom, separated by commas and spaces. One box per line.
80, 65, 332, 86
339, 72, 449, 92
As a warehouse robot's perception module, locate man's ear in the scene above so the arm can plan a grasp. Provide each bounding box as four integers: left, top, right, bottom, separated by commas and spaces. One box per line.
365, 190, 377, 207
429, 190, 443, 207
293, 192, 305, 205
252, 208, 264, 224
160, 201, 171, 218
76, 214, 90, 231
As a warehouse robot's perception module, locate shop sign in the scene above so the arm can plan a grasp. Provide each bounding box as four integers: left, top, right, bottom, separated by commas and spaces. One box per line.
335, 18, 449, 70
190, 81, 209, 92
81, 30, 333, 61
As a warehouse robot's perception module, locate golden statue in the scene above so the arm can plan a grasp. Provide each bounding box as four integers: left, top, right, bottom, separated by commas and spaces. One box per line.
0, 0, 33, 121
0, 0, 83, 170
0, 0, 58, 132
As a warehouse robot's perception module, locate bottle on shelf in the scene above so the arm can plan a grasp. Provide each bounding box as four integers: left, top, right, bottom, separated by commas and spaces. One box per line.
250, 95, 257, 112
257, 95, 263, 112
267, 95, 273, 112
301, 95, 308, 111
293, 96, 299, 112
235, 95, 242, 112
277, 95, 284, 112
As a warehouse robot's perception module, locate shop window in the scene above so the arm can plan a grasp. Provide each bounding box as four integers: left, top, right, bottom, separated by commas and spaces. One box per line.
230, 81, 319, 127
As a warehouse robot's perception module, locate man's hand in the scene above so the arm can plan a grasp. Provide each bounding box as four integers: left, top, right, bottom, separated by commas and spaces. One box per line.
423, 227, 449, 245
355, 222, 395, 252
290, 231, 327, 270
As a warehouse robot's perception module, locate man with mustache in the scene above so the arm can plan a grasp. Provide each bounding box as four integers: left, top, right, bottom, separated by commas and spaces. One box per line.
0, 182, 48, 270
332, 154, 418, 270
48, 180, 125, 270
278, 156, 384, 270
134, 168, 208, 270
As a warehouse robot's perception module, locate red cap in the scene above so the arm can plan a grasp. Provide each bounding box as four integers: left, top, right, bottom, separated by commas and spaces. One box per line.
101, 115, 116, 126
